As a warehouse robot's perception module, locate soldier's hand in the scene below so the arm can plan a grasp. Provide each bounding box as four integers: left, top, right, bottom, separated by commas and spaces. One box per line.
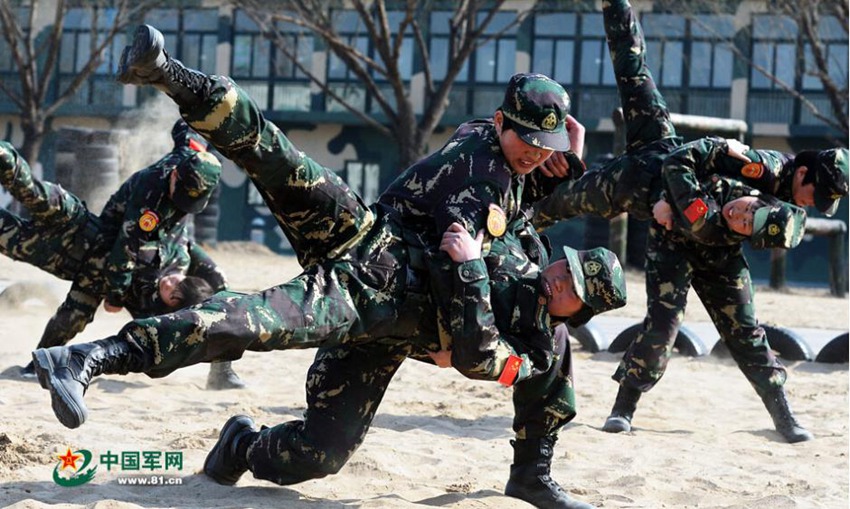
652, 199, 674, 230
103, 302, 123, 313
565, 114, 585, 159
440, 223, 484, 262
427, 349, 452, 368
725, 138, 751, 163
540, 151, 570, 178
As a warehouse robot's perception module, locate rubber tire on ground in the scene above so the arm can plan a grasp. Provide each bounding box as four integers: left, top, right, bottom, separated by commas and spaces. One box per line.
567, 322, 608, 353
608, 322, 707, 357
814, 333, 848, 364
712, 324, 814, 361
763, 324, 813, 361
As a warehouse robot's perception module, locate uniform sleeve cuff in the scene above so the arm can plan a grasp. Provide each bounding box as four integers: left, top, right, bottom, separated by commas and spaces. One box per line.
456, 259, 488, 283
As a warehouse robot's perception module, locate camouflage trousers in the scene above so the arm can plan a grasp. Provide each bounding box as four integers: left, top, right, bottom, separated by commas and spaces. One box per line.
0, 141, 104, 348
614, 223, 787, 393
114, 76, 580, 484
533, 0, 679, 228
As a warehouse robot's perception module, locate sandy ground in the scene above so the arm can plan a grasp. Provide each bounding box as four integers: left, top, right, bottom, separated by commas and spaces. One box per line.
0, 242, 847, 509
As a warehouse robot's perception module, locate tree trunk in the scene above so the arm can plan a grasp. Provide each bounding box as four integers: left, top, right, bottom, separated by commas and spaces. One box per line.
19, 120, 45, 169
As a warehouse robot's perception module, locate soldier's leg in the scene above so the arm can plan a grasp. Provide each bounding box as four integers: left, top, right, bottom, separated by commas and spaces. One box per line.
604, 224, 692, 433
0, 141, 86, 222
506, 325, 594, 509
32, 263, 375, 428
604, 0, 676, 149
117, 27, 370, 267
205, 341, 409, 485
692, 254, 811, 443
532, 162, 626, 229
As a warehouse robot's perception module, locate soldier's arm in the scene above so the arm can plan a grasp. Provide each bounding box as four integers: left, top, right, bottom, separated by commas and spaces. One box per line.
439, 223, 548, 385
104, 178, 149, 306
661, 140, 729, 232
187, 240, 228, 292
524, 151, 585, 204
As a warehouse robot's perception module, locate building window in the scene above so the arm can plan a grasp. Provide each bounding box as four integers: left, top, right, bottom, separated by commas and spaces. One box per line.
688, 14, 735, 88
642, 13, 685, 88
532, 13, 577, 84
473, 11, 518, 83
58, 7, 126, 106
751, 15, 798, 90
232, 9, 311, 111
344, 161, 380, 204
801, 15, 848, 92
144, 8, 218, 74
429, 11, 469, 83
578, 13, 614, 86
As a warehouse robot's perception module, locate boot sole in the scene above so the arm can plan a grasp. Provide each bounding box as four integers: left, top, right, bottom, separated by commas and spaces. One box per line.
203, 415, 254, 485
32, 349, 86, 429
602, 416, 631, 433
116, 25, 166, 84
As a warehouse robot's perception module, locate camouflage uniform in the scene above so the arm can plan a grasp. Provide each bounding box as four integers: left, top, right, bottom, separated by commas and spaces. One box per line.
532, 0, 799, 395
86, 75, 602, 484
662, 138, 849, 218
0, 139, 225, 349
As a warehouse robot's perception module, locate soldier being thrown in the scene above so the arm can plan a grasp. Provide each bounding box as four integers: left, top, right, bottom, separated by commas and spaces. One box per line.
532, 0, 845, 443
32, 24, 629, 509
0, 122, 243, 390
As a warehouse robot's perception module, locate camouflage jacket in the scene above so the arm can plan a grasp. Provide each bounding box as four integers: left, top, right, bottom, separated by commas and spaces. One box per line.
122, 239, 226, 318
98, 146, 198, 307
379, 119, 567, 378
663, 137, 796, 205
446, 257, 553, 384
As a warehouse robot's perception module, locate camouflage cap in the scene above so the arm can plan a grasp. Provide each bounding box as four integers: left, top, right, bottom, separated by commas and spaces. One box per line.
171, 150, 221, 214
750, 202, 807, 250
812, 148, 848, 217
171, 118, 208, 152
500, 73, 571, 151
562, 245, 627, 327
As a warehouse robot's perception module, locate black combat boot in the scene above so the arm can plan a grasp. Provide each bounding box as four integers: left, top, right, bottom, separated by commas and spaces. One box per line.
32, 338, 152, 429
20, 361, 36, 379
602, 384, 642, 433
204, 414, 258, 485
759, 386, 814, 443
206, 360, 246, 390
505, 436, 596, 509
117, 24, 212, 106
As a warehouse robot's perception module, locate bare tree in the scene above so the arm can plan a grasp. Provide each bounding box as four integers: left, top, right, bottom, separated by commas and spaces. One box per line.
0, 0, 162, 163
661, 0, 848, 143
233, 0, 538, 169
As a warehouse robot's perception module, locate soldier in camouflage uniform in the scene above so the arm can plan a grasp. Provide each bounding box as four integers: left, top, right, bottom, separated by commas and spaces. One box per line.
1, 123, 243, 390
32, 25, 630, 509
533, 0, 842, 444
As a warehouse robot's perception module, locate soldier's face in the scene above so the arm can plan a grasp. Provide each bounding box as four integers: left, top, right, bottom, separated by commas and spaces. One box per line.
159, 273, 186, 308
541, 259, 584, 318
494, 111, 554, 175
722, 196, 759, 236
791, 166, 816, 207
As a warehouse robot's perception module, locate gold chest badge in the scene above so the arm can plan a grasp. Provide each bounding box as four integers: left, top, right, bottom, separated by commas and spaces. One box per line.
138, 210, 160, 232
486, 204, 507, 237
741, 162, 764, 179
